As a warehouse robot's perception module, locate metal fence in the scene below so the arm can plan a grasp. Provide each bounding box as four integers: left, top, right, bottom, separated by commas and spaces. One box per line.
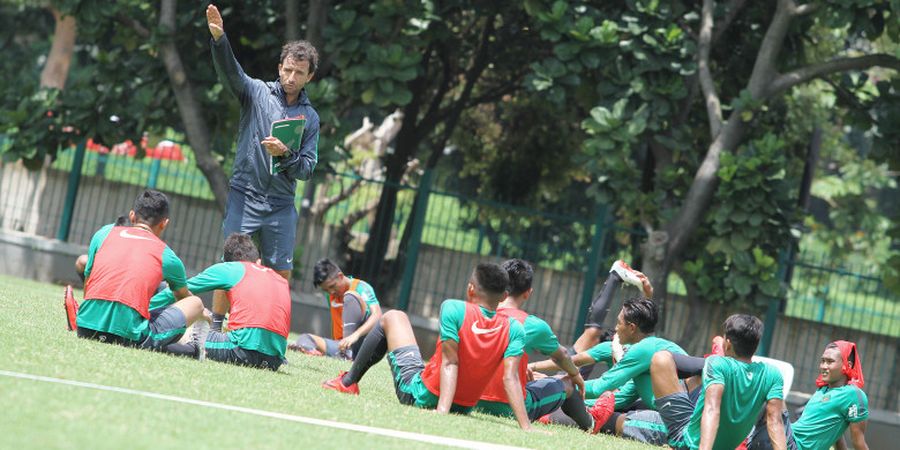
786, 252, 900, 337
1, 139, 898, 407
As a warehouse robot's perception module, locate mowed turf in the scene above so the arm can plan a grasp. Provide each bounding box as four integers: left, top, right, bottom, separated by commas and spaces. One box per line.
0, 275, 653, 449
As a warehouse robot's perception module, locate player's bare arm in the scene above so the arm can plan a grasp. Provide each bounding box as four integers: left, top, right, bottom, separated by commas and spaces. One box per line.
848, 421, 869, 450
436, 340, 459, 414
530, 350, 591, 373
172, 286, 192, 300
501, 355, 532, 430
764, 399, 787, 450
206, 4, 224, 41
549, 345, 585, 399
698, 383, 724, 450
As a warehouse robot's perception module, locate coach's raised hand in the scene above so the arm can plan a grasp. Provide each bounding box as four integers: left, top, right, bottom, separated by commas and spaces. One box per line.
206, 4, 224, 41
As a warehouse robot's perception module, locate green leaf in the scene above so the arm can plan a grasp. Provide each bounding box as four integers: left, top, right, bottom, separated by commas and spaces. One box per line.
733, 275, 752, 296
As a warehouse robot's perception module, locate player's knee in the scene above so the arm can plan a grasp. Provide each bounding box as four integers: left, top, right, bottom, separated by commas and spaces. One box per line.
650, 350, 674, 372
560, 377, 574, 396
75, 255, 87, 273
381, 309, 407, 323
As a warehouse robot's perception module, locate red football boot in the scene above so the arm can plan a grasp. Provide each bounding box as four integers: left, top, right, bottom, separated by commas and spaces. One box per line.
322, 371, 360, 395
64, 285, 79, 331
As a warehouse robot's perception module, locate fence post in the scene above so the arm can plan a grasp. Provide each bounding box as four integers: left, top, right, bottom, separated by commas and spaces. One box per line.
57, 138, 87, 242
147, 158, 161, 188
759, 248, 791, 356
574, 205, 608, 337
396, 169, 434, 311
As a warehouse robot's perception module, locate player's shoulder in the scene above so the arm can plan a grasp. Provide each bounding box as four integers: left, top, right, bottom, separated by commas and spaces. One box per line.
439, 298, 467, 316
838, 384, 868, 403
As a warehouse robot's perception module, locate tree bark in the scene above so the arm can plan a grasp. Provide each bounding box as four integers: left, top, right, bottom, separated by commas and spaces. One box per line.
306, 0, 331, 75
157, 0, 228, 211
6, 7, 78, 236
285, 0, 300, 41
41, 8, 76, 89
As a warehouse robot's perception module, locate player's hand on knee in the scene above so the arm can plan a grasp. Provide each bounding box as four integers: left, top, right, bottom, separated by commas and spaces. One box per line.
206, 4, 224, 41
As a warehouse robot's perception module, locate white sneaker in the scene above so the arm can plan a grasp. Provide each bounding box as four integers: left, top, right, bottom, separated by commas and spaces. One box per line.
610, 260, 643, 288
190, 320, 210, 362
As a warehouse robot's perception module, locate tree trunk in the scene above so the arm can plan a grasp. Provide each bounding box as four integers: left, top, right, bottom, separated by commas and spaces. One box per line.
158, 0, 228, 211
4, 7, 77, 237
41, 8, 76, 90
285, 0, 300, 41
306, 0, 330, 75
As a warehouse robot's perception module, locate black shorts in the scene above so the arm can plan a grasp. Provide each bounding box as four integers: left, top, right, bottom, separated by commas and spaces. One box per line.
205, 331, 283, 371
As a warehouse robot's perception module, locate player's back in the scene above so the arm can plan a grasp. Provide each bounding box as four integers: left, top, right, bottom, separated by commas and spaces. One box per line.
85, 225, 168, 318
420, 300, 519, 407
227, 261, 292, 337
684, 356, 784, 450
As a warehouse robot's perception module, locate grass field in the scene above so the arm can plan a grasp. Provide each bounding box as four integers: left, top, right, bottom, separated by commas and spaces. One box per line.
0, 274, 653, 450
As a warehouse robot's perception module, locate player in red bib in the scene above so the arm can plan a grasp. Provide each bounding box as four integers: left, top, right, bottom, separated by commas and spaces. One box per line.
473, 259, 624, 433
322, 263, 534, 430
288, 258, 381, 360
73, 190, 210, 356
150, 233, 291, 370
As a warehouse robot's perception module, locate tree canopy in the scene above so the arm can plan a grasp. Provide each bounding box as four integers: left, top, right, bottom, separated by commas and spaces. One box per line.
2, 0, 897, 305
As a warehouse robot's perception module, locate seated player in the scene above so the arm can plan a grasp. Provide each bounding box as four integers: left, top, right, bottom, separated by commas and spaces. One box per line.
572, 260, 653, 379
473, 259, 600, 432
74, 215, 129, 283
532, 297, 690, 424
321, 263, 534, 430
638, 314, 787, 450
288, 258, 381, 360
69, 190, 209, 357
150, 233, 291, 370
747, 340, 869, 450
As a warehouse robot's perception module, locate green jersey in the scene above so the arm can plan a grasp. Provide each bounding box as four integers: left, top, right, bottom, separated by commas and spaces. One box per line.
792, 384, 868, 450
680, 356, 783, 450
584, 341, 640, 409
150, 262, 288, 357
584, 336, 686, 408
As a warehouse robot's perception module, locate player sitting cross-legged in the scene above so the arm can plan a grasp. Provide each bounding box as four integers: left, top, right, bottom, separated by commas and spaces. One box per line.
150, 233, 291, 370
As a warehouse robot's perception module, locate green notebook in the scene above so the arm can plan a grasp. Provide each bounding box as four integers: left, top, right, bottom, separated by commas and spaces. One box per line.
270, 116, 306, 175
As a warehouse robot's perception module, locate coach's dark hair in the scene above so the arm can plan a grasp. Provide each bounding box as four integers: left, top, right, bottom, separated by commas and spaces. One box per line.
132, 189, 169, 226
223, 233, 259, 262
621, 297, 658, 334
280, 40, 319, 74
471, 263, 509, 302
502, 258, 533, 296
723, 314, 763, 358
313, 258, 341, 288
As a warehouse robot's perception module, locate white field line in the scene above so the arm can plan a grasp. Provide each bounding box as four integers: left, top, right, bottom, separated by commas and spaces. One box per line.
0, 370, 530, 450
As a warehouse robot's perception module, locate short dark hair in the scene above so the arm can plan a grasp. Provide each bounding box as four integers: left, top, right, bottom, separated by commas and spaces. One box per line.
471, 263, 509, 303
313, 258, 341, 288
132, 189, 169, 226
621, 297, 658, 334
723, 314, 763, 358
501, 258, 533, 296
223, 233, 259, 262
280, 40, 318, 73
